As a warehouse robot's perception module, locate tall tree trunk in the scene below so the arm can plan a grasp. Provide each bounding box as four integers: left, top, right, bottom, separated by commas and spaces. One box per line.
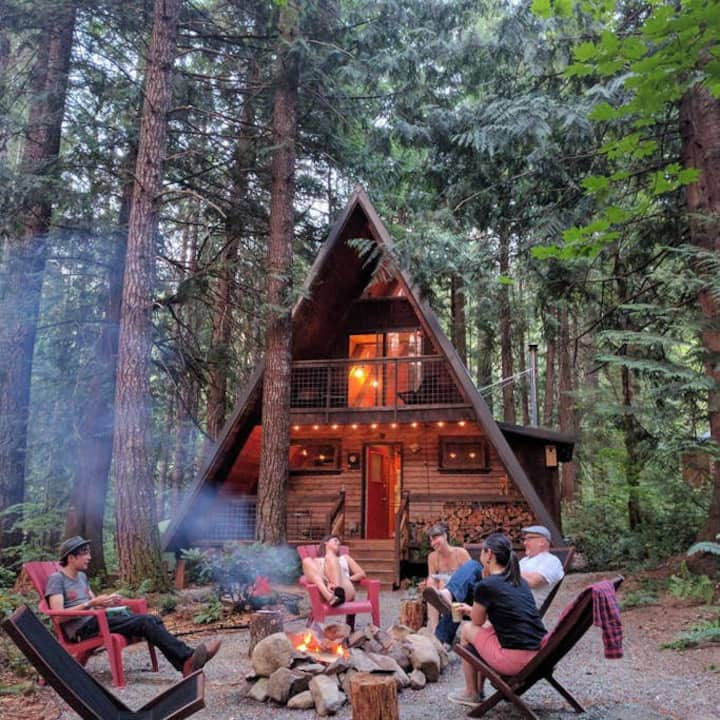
621, 363, 643, 529
680, 84, 720, 542
113, 0, 180, 588
498, 231, 515, 423
450, 274, 467, 366
517, 277, 530, 425
476, 324, 494, 415
0, 7, 75, 558
542, 310, 557, 427
256, 1, 299, 544
558, 305, 577, 501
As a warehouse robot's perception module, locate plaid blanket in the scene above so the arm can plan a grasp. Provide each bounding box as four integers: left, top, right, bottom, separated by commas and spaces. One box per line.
592, 580, 623, 658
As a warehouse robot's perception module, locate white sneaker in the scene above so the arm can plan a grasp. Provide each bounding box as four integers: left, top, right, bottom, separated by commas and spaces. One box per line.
447, 689, 482, 707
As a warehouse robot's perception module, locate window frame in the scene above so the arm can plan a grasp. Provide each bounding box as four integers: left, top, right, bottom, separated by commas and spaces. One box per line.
289, 438, 342, 474
438, 435, 490, 472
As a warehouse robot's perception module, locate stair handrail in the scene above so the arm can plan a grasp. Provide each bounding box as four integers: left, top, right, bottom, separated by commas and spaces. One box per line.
393, 491, 410, 587
325, 489, 346, 537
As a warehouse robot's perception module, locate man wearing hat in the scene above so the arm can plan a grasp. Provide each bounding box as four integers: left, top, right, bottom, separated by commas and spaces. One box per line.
46, 536, 221, 677
518, 525, 564, 607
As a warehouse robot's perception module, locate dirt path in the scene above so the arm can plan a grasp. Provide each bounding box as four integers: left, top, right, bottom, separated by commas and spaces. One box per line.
3, 571, 719, 719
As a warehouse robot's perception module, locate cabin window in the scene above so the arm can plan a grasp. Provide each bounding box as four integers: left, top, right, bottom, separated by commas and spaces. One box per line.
438, 436, 489, 471
347, 331, 423, 407
289, 439, 341, 472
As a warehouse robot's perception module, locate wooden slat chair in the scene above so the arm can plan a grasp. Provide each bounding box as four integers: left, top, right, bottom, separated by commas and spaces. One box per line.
296, 544, 381, 630
2, 604, 204, 720
23, 561, 159, 688
454, 576, 624, 720
464, 545, 575, 618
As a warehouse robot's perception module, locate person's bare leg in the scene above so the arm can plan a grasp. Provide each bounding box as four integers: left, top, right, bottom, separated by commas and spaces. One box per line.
324, 554, 356, 601
460, 622, 480, 697
301, 557, 335, 603
427, 603, 439, 632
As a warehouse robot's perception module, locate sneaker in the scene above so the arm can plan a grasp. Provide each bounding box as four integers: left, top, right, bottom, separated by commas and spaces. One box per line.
182, 638, 222, 676
423, 586, 452, 616
447, 689, 482, 707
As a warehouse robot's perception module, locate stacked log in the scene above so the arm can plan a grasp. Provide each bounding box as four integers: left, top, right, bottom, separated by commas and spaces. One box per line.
415, 501, 534, 544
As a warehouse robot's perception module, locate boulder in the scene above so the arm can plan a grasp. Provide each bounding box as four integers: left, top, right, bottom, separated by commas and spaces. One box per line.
251, 632, 294, 677
309, 673, 346, 716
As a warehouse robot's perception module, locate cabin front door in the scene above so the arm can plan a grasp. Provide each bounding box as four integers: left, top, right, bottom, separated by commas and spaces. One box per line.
364, 443, 401, 539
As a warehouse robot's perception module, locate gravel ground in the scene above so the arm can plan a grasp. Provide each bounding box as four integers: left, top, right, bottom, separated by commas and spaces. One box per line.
47, 572, 720, 720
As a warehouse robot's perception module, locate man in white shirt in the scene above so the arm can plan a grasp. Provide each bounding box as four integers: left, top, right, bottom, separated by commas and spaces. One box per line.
518, 525, 564, 607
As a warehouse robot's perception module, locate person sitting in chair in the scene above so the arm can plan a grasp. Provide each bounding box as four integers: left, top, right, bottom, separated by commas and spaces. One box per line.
46, 536, 221, 677
424, 525, 563, 645
300, 534, 366, 606
448, 533, 547, 707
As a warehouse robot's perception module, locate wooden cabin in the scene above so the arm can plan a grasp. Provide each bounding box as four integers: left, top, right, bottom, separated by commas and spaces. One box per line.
162, 188, 575, 587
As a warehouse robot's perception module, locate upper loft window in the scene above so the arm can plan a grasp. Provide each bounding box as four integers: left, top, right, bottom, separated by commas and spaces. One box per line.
439, 436, 489, 471
348, 332, 423, 407
289, 440, 341, 472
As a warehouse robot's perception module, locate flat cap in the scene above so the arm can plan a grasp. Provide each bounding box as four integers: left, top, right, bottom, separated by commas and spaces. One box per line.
520, 525, 551, 541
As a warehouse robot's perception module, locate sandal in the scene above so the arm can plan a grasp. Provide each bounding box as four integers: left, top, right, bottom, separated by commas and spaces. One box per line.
328, 587, 345, 606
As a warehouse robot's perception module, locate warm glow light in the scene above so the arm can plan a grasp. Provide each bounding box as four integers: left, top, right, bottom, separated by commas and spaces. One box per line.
335, 645, 344, 656
301, 449, 308, 456
437, 421, 445, 427
391, 423, 398, 429
450, 452, 457, 459
411, 422, 418, 428
331, 424, 339, 430
351, 424, 358, 430
293, 425, 300, 431
469, 452, 476, 458
313, 424, 320, 430
318, 454, 325, 461
371, 423, 378, 429
371, 380, 379, 387
352, 367, 365, 380
458, 421, 466, 427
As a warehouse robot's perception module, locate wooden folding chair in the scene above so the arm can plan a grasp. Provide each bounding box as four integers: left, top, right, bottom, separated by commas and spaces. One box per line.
537, 546, 575, 618
2, 604, 204, 720
454, 576, 624, 719
296, 544, 381, 630
23, 560, 159, 687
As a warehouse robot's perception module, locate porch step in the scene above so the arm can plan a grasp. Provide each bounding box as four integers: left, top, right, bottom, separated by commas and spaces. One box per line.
346, 539, 397, 590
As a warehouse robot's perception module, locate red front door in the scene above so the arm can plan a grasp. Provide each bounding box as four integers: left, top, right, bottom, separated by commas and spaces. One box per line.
364, 444, 401, 538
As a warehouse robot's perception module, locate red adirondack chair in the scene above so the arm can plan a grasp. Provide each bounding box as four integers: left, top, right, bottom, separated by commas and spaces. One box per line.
296, 544, 381, 630
23, 561, 159, 688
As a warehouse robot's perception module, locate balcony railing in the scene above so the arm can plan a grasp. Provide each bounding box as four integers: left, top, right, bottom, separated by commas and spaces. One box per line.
290, 355, 466, 412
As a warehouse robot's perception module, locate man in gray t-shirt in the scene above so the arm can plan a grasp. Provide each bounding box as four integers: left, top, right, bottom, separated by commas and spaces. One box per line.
47, 535, 222, 677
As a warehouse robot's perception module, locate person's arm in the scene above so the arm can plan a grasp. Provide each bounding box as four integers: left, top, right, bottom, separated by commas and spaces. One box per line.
456, 547, 472, 565
426, 550, 440, 587
521, 570, 548, 589
346, 555, 366, 582
469, 601, 487, 627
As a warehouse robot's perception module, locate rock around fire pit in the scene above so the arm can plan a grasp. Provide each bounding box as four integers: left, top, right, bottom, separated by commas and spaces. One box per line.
246, 621, 450, 715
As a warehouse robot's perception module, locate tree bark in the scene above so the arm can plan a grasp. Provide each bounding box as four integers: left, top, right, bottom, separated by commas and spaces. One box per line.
256, 1, 299, 544
498, 231, 515, 423
680, 84, 720, 541
113, 0, 181, 588
558, 305, 577, 501
450, 274, 467, 366
0, 7, 75, 558
542, 310, 557, 427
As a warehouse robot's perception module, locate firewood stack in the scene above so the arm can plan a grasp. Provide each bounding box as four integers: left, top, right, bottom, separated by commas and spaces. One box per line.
418, 501, 534, 544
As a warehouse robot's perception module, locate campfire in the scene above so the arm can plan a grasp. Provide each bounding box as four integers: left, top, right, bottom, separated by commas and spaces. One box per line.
288, 629, 349, 662
247, 619, 451, 714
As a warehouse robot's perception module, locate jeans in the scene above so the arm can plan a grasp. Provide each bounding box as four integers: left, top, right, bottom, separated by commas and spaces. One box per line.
76, 613, 193, 671
435, 560, 483, 646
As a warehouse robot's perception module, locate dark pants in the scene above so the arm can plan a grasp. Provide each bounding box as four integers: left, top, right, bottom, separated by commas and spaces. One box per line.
76, 613, 193, 671
435, 560, 484, 646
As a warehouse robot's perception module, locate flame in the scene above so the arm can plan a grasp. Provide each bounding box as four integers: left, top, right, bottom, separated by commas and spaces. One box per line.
288, 630, 349, 660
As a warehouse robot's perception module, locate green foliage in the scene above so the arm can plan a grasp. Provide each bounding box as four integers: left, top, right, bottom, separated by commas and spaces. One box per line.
192, 543, 300, 612
192, 600, 224, 625
158, 594, 178, 615
661, 617, 720, 650
669, 562, 715, 605
620, 576, 664, 609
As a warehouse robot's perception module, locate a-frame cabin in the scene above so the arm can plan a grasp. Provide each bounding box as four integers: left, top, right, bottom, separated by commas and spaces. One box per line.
162, 188, 574, 587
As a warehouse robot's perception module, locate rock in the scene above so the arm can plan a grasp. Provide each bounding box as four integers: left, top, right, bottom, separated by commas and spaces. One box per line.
386, 644, 412, 671
363, 623, 380, 641
404, 634, 441, 682
417, 627, 450, 669
309, 673, 346, 716
246, 677, 269, 702
348, 648, 382, 672
251, 632, 294, 677
293, 661, 325, 674
347, 629, 366, 647
364, 638, 384, 654
408, 668, 426, 689
325, 657, 351, 675
287, 690, 315, 709
367, 652, 410, 688
267, 667, 311, 704
388, 624, 413, 641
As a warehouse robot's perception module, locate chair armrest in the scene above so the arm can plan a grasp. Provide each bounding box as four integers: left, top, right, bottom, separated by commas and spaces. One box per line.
139, 669, 205, 720
122, 597, 148, 614
359, 578, 381, 615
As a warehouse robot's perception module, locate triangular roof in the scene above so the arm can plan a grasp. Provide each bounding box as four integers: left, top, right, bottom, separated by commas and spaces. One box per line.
163, 188, 564, 550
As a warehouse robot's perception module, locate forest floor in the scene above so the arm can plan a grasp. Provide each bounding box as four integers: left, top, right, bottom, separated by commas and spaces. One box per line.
1, 561, 719, 720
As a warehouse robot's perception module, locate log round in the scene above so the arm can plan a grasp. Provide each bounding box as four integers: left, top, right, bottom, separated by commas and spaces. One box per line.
399, 598, 425, 631
248, 610, 284, 656
349, 672, 399, 720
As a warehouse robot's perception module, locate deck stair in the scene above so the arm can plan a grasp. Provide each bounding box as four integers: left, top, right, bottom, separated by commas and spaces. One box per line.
346, 538, 397, 590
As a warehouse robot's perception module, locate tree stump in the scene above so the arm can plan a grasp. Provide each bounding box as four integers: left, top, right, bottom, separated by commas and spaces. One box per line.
399, 597, 425, 630
248, 610, 284, 656
349, 672, 399, 720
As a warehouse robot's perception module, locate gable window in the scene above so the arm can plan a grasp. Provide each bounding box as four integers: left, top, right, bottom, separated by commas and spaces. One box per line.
439, 436, 489, 471
289, 440, 341, 472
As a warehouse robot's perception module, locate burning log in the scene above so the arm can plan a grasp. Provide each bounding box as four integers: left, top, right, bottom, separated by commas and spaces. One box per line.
349, 672, 399, 720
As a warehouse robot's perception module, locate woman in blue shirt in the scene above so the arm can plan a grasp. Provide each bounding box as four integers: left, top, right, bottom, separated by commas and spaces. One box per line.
448, 532, 547, 707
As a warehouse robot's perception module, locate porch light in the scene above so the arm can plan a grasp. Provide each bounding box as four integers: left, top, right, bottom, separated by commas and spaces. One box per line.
371, 380, 379, 387
293, 425, 300, 431
391, 423, 397, 429
411, 422, 418, 428
437, 421, 444, 427
313, 424, 320, 430
469, 451, 476, 459
331, 424, 339, 430
351, 423, 358, 430
458, 420, 466, 427
371, 423, 378, 429
352, 367, 365, 380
